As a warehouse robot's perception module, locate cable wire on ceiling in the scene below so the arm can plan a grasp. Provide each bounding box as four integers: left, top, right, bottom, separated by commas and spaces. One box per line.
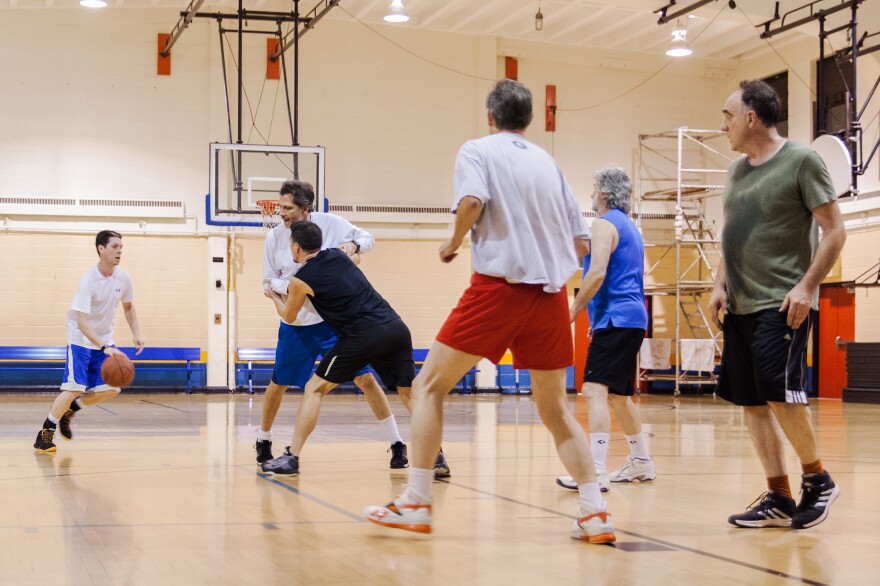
558, 2, 727, 112
336, 4, 494, 82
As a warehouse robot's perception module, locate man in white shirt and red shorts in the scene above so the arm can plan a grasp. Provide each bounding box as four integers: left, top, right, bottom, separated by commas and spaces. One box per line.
365, 79, 615, 543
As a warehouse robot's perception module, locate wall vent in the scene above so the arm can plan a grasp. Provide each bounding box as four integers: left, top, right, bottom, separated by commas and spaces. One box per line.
0, 196, 77, 206
0, 197, 186, 219
329, 203, 453, 225
329, 204, 451, 215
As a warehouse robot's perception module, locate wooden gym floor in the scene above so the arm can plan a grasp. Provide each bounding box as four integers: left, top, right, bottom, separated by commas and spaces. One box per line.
0, 392, 877, 585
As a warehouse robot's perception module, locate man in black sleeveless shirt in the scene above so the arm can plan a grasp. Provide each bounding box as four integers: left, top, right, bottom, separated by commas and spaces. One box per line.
259, 221, 416, 476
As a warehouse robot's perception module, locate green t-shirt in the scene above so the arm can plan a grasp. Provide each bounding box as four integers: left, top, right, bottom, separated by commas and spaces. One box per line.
721, 140, 837, 315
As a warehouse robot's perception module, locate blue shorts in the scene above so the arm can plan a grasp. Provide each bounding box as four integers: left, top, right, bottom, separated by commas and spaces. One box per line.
60, 344, 118, 392
273, 321, 369, 389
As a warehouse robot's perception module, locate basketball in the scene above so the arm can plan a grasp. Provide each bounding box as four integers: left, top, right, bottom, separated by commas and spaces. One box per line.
101, 353, 135, 388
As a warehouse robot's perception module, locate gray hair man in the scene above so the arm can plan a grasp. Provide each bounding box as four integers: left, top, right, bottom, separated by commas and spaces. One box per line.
557, 165, 656, 493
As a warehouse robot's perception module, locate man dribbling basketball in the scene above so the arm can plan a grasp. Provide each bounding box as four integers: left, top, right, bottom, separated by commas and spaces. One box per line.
33, 230, 145, 453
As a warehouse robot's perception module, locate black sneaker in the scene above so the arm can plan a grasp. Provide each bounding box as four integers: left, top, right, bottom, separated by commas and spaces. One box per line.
259, 448, 299, 476
728, 491, 795, 528
434, 448, 451, 479
792, 472, 840, 529
389, 441, 408, 469
34, 429, 57, 453
58, 409, 76, 441
255, 439, 273, 464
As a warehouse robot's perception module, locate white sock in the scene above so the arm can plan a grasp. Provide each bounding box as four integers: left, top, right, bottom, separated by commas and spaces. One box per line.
625, 433, 650, 460
590, 432, 610, 470
257, 430, 271, 441
379, 414, 404, 444
47, 414, 59, 424
578, 482, 606, 511
406, 468, 433, 501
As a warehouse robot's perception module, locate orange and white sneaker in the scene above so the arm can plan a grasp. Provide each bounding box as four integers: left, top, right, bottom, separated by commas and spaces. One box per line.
364, 493, 432, 534
570, 506, 616, 544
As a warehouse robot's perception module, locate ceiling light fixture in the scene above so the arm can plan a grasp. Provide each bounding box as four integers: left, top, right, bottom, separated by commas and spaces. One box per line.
535, 4, 544, 32
80, 0, 107, 7
384, 0, 410, 23
665, 20, 693, 57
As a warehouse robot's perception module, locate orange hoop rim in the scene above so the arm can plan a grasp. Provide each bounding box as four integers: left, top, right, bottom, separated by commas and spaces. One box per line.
255, 199, 279, 215
256, 199, 280, 229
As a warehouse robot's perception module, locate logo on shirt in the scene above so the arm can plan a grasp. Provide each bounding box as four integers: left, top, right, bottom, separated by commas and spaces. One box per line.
115, 288, 121, 294
512, 140, 527, 150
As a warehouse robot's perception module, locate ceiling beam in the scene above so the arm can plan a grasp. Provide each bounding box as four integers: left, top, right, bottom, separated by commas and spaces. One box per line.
353, 0, 387, 21
483, 4, 536, 36
544, 6, 612, 42
578, 11, 646, 46
450, 0, 510, 32
419, 0, 464, 28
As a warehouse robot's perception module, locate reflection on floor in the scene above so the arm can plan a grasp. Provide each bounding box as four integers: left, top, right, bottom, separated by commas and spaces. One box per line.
0, 393, 876, 585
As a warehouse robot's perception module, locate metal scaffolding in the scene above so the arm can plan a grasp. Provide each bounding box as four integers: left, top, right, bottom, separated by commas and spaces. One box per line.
637, 127, 734, 395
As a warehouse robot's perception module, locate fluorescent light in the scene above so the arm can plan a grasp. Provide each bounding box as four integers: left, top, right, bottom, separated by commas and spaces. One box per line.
384, 0, 409, 23
80, 0, 108, 7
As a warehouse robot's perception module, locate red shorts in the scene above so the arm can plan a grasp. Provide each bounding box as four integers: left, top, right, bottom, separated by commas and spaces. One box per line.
436, 273, 573, 370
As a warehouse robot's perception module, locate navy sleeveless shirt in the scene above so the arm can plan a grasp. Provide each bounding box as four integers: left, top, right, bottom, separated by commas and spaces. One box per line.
294, 248, 399, 337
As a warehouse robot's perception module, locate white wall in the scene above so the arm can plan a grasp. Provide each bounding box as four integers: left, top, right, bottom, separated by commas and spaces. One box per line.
3, 6, 878, 383
0, 8, 739, 218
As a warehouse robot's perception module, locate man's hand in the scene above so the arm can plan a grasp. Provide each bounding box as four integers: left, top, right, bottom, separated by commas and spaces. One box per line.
339, 242, 358, 256
132, 337, 145, 355
569, 305, 579, 324
708, 287, 728, 329
780, 282, 812, 329
268, 290, 288, 305
439, 238, 461, 263
104, 346, 124, 357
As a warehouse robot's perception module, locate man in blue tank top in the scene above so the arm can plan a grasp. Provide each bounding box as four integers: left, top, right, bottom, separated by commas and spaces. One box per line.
557, 166, 657, 492
258, 221, 417, 477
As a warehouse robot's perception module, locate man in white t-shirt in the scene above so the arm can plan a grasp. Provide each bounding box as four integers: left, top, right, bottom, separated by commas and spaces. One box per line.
34, 230, 145, 453
366, 79, 615, 543
256, 180, 410, 471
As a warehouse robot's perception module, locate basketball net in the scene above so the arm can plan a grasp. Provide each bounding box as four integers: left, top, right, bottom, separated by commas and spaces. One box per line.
256, 200, 280, 229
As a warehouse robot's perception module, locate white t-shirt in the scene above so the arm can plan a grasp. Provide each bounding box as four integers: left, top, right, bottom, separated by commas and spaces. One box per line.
66, 265, 134, 349
263, 212, 375, 326
453, 132, 590, 293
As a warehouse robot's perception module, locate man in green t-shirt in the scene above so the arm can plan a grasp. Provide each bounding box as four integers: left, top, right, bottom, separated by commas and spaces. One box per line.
709, 79, 846, 530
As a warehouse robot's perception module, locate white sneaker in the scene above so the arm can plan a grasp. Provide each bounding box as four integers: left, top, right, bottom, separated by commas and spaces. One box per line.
570, 505, 616, 544
364, 492, 432, 534
555, 469, 610, 492
609, 456, 657, 483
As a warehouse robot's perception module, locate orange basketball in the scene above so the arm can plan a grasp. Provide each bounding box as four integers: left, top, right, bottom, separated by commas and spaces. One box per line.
101, 353, 135, 388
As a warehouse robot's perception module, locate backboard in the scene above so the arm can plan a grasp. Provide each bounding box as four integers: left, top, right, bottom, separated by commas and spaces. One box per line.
207, 143, 326, 227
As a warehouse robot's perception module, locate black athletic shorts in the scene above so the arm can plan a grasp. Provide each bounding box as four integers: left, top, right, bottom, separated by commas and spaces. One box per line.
315, 318, 416, 389
583, 326, 646, 395
716, 308, 811, 407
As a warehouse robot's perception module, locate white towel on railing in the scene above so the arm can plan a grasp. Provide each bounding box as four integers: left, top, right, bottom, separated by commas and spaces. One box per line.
639, 338, 672, 370
681, 339, 715, 372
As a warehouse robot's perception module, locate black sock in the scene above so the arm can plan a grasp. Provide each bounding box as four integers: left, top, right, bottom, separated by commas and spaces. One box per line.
70, 399, 82, 413
43, 418, 57, 430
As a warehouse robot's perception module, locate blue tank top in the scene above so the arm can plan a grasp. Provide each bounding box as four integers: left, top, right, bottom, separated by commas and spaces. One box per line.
585, 209, 648, 331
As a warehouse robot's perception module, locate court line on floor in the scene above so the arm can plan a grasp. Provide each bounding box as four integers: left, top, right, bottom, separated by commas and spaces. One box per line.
138, 399, 190, 413
243, 466, 363, 522
2, 519, 357, 531
438, 479, 829, 586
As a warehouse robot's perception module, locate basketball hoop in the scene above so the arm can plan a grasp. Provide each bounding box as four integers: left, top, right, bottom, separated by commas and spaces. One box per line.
256, 199, 280, 229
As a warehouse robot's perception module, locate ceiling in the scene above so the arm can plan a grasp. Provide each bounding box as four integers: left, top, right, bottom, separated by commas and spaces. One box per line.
4, 0, 877, 62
